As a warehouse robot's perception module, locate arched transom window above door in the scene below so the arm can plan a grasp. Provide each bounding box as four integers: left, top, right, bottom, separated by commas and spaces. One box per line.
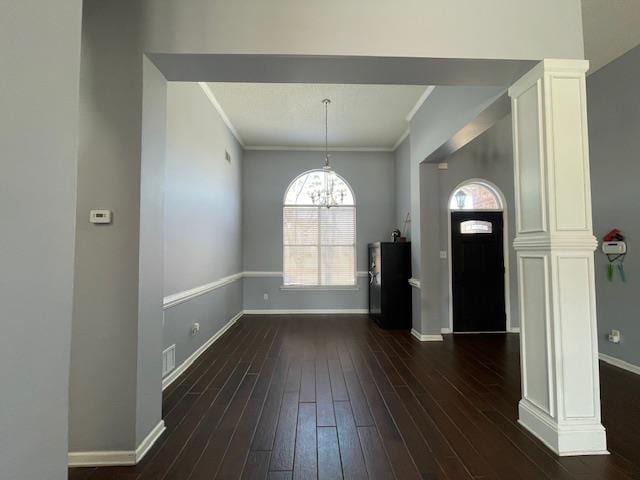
283, 170, 356, 287
449, 181, 503, 211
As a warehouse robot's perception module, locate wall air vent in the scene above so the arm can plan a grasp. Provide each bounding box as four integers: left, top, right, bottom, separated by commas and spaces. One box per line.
162, 344, 176, 377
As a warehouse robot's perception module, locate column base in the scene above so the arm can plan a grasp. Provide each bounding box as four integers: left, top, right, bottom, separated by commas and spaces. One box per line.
518, 400, 608, 456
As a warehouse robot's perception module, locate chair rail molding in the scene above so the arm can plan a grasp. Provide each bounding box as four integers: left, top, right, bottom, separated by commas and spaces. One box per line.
163, 272, 243, 309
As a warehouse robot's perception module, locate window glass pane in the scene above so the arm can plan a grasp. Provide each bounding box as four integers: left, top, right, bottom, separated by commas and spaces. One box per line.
283, 246, 318, 285
320, 246, 355, 285
460, 220, 493, 234
285, 170, 354, 206
320, 207, 355, 245
283, 169, 356, 286
450, 183, 501, 210
283, 207, 318, 245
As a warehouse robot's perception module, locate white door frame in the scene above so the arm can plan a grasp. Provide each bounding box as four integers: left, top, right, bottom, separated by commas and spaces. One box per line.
446, 178, 513, 334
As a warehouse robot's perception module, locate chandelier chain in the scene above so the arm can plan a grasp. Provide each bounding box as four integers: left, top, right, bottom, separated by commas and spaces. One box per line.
323, 98, 330, 168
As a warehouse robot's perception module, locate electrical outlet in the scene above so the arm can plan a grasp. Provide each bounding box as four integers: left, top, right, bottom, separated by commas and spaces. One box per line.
608, 329, 621, 344
191, 322, 200, 336
440, 250, 447, 259
263, 293, 269, 301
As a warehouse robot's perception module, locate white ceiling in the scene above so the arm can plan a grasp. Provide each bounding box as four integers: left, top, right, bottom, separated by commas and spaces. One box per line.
206, 82, 427, 150
582, 0, 640, 73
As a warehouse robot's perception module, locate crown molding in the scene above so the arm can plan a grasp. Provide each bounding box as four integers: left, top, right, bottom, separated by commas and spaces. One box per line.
392, 128, 410, 151
198, 83, 245, 147
199, 82, 428, 153
405, 85, 435, 122
244, 145, 394, 152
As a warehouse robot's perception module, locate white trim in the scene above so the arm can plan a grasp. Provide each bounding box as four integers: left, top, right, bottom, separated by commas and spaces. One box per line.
441, 327, 452, 334
198, 83, 244, 147
68, 420, 166, 467
518, 399, 607, 456
406, 86, 436, 122
247, 270, 366, 279
411, 328, 443, 342
599, 353, 640, 375
243, 271, 283, 278
164, 271, 368, 309
243, 309, 368, 315
135, 420, 167, 464
163, 272, 243, 310
509, 327, 521, 333
392, 128, 410, 151
280, 285, 360, 292
68, 451, 137, 468
454, 331, 508, 334
447, 179, 512, 334
162, 310, 243, 390
408, 277, 421, 288
244, 145, 393, 152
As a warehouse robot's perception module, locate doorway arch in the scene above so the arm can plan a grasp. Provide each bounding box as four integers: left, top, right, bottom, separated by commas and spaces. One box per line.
447, 179, 512, 333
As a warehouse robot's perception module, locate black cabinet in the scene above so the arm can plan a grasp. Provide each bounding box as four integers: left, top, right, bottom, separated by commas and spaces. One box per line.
368, 242, 412, 329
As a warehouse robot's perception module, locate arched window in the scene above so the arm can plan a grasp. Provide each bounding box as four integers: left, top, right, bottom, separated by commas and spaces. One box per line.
449, 180, 503, 211
283, 170, 356, 286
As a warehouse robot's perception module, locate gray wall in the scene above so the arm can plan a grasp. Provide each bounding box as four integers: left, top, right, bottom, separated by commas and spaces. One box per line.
0, 1, 82, 479
136, 58, 167, 445
242, 150, 395, 310
140, 0, 584, 60
70, 1, 145, 452
394, 136, 412, 238
436, 115, 518, 331
588, 44, 640, 367
163, 82, 243, 368
69, 0, 586, 457
409, 86, 505, 334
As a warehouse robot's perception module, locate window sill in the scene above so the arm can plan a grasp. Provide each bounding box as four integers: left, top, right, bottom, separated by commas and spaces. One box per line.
280, 285, 360, 292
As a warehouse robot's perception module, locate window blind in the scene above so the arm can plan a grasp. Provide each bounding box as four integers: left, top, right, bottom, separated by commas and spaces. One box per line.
283, 205, 356, 286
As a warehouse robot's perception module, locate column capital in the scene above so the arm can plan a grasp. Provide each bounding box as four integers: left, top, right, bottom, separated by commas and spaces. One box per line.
509, 59, 590, 99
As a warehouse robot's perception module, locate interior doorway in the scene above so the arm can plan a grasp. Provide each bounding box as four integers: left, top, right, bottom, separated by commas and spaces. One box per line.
448, 179, 510, 333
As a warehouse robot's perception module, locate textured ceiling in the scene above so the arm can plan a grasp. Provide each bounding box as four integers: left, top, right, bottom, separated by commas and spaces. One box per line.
582, 0, 640, 73
207, 83, 427, 150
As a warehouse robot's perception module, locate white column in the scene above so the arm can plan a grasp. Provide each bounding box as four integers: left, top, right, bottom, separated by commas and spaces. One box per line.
509, 59, 607, 456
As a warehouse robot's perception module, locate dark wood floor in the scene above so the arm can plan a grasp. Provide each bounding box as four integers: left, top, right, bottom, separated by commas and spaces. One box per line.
69, 314, 640, 480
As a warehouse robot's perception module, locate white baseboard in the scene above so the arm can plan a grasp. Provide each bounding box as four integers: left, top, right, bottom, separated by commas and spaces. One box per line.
243, 309, 368, 315
411, 328, 443, 342
599, 352, 640, 375
509, 327, 521, 333
162, 310, 243, 390
68, 420, 165, 467
441, 327, 452, 334
135, 419, 166, 463
518, 400, 608, 456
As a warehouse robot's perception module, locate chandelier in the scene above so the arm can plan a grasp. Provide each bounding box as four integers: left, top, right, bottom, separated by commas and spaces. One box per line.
309, 99, 348, 208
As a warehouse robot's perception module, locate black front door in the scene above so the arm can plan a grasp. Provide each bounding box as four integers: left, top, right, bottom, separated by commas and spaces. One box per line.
451, 211, 506, 332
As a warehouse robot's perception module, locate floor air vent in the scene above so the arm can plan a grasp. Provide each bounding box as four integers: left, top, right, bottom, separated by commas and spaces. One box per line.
162, 345, 176, 376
